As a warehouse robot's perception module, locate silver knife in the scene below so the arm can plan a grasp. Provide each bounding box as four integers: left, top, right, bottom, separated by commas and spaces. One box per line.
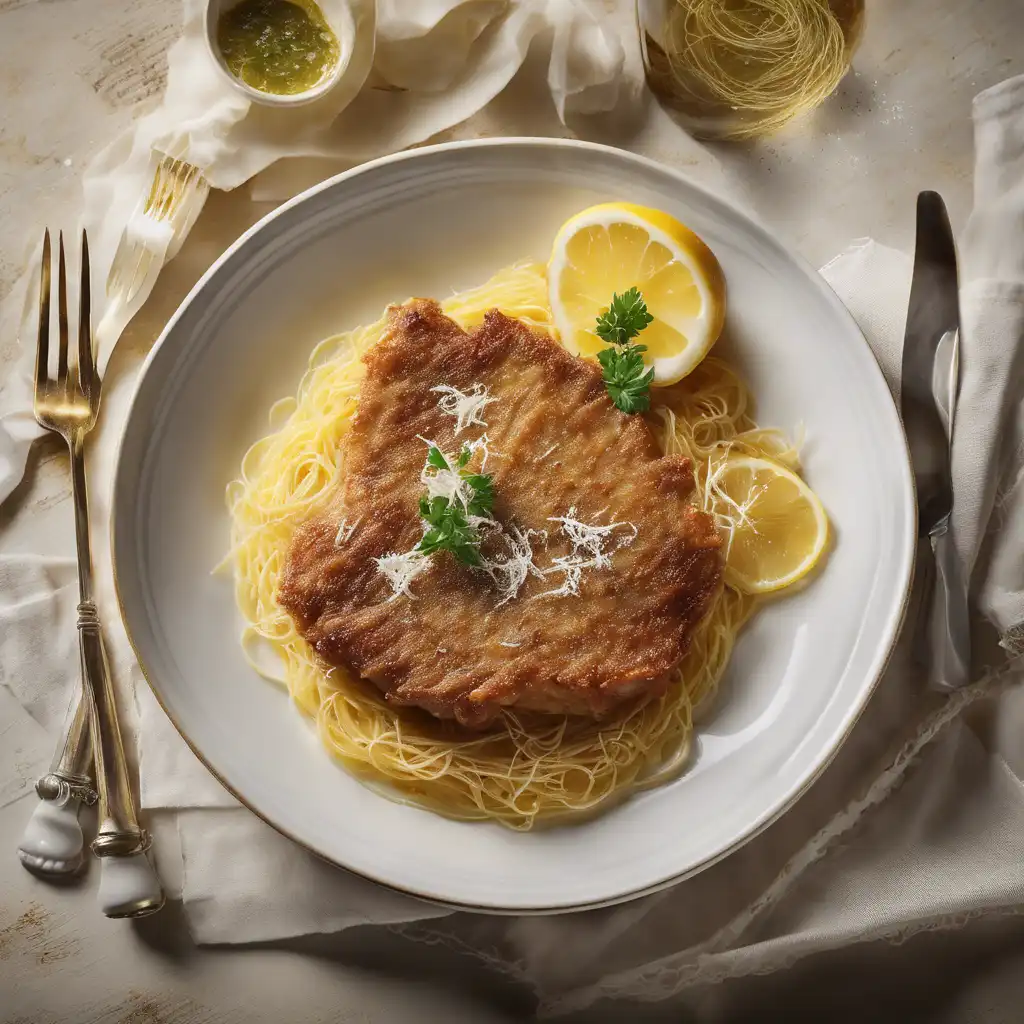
901, 190, 970, 689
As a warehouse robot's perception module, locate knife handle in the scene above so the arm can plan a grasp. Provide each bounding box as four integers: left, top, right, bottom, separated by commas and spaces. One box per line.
928, 523, 971, 690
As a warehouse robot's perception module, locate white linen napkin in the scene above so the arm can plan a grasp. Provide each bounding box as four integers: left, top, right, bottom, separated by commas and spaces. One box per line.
0, 556, 80, 733
0, 0, 629, 508
957, 77, 1024, 651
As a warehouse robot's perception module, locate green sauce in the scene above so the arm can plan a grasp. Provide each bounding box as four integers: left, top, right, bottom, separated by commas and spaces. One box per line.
218, 0, 340, 96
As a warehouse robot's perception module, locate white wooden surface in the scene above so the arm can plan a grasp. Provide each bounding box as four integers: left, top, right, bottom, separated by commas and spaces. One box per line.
1, 1, 1023, 1021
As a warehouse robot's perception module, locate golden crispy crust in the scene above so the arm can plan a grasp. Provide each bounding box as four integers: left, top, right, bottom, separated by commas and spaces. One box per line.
278, 302, 723, 727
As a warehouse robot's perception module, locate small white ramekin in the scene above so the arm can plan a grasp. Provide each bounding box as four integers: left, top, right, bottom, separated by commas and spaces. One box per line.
204, 0, 352, 107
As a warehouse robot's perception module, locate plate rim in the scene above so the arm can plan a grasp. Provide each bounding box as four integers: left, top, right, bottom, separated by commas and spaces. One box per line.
111, 136, 916, 914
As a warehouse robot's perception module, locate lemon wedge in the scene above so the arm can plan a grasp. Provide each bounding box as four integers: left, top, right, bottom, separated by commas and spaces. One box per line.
711, 455, 829, 594
548, 202, 727, 386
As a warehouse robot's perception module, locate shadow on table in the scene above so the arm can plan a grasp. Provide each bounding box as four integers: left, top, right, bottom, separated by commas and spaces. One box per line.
131, 900, 534, 1021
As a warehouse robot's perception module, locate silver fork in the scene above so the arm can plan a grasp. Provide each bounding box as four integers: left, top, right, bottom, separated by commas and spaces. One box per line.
24, 229, 164, 917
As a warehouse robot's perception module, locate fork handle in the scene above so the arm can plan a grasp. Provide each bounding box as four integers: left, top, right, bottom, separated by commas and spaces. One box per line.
69, 437, 164, 916
79, 601, 164, 918
77, 601, 146, 853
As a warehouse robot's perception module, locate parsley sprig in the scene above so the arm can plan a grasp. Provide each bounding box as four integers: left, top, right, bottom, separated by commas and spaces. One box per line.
416, 445, 494, 566
594, 287, 655, 414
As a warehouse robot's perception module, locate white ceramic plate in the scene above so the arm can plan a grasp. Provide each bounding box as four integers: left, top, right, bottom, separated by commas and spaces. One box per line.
113, 139, 914, 913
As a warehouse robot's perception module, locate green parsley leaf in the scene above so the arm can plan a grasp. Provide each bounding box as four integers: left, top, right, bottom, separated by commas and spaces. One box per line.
463, 473, 495, 517
416, 508, 482, 566
597, 343, 655, 413
426, 446, 450, 471
415, 447, 496, 565
594, 289, 655, 414
594, 287, 654, 347
416, 499, 478, 563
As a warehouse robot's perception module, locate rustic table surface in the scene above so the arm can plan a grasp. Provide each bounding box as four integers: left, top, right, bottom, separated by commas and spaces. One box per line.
2, 1, 1023, 1021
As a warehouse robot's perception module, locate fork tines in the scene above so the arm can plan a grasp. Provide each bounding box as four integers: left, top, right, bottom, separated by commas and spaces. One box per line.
34, 229, 96, 412
144, 155, 204, 222
106, 154, 207, 307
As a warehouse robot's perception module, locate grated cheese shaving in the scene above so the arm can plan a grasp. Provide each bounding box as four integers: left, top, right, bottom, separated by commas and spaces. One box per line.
538, 444, 559, 461
499, 641, 521, 648
539, 506, 638, 598
422, 465, 473, 508
476, 524, 547, 607
416, 437, 476, 510
464, 433, 497, 471
539, 556, 586, 600
431, 382, 495, 434
374, 550, 431, 601
702, 454, 764, 560
333, 516, 361, 547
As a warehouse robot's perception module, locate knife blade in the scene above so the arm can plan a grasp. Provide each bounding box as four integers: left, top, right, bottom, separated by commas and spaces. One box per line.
900, 190, 970, 689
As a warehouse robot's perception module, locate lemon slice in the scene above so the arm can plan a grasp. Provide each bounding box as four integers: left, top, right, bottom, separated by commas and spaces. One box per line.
712, 455, 829, 594
548, 202, 727, 385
